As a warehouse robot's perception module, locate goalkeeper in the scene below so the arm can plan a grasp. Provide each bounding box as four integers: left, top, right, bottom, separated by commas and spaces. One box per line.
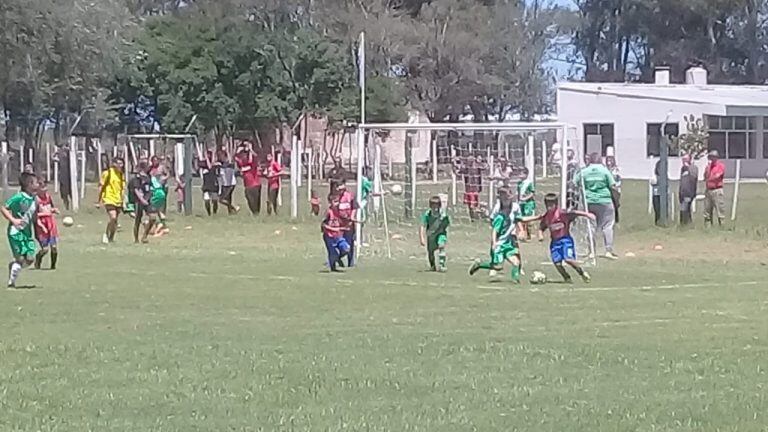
419, 196, 450, 272
469, 195, 523, 283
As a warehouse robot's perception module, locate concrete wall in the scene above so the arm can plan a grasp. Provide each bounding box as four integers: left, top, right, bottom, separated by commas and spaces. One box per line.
557, 88, 768, 180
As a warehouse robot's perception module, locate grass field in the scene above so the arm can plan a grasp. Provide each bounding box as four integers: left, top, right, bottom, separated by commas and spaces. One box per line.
1, 180, 767, 431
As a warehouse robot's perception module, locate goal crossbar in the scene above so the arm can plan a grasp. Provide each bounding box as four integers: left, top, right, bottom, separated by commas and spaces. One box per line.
358, 122, 567, 131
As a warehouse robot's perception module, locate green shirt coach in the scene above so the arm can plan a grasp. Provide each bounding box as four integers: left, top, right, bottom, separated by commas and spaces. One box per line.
573, 154, 618, 259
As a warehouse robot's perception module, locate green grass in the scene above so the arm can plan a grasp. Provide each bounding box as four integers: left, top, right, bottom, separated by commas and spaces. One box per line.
1, 181, 767, 431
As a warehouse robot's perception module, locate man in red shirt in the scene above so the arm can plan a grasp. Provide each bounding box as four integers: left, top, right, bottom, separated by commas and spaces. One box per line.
703, 150, 726, 226
266, 153, 283, 215
235, 142, 262, 215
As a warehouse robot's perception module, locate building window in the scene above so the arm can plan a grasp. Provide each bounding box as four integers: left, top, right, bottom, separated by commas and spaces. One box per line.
706, 115, 758, 159
583, 123, 614, 156
646, 123, 680, 157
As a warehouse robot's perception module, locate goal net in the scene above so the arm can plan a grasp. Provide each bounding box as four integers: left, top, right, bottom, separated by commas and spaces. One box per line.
354, 123, 597, 265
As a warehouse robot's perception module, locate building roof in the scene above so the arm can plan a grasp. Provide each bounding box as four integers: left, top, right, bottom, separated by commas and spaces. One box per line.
558, 82, 768, 115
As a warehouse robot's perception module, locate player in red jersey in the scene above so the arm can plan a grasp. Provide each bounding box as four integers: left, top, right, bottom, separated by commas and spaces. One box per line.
523, 193, 594, 284
322, 192, 351, 272
34, 180, 60, 269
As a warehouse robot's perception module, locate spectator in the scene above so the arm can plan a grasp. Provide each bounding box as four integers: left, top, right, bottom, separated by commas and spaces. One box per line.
491, 158, 514, 189
650, 160, 663, 226
235, 142, 262, 215
565, 149, 580, 210
217, 150, 239, 215
266, 153, 283, 215
55, 146, 72, 211
605, 156, 621, 224
574, 153, 618, 260
703, 150, 725, 226
678, 154, 698, 226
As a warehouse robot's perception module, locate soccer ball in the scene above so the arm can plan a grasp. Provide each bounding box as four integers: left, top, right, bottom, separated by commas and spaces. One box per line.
62, 216, 74, 227
530, 271, 548, 285
390, 184, 404, 196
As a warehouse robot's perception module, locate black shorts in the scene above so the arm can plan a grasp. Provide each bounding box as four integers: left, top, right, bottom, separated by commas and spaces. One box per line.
104, 204, 122, 213
136, 204, 158, 217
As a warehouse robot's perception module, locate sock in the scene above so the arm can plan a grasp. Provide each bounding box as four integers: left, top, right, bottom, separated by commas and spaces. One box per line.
476, 261, 495, 270
510, 265, 520, 282
9, 262, 22, 285
50, 250, 58, 269
571, 264, 585, 276
438, 251, 446, 269
204, 201, 212, 216
35, 252, 44, 269
428, 251, 436, 269
213, 201, 219, 214
555, 264, 571, 281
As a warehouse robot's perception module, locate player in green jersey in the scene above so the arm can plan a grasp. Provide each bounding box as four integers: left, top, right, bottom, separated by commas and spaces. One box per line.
469, 195, 523, 283
2, 173, 40, 288
419, 196, 450, 272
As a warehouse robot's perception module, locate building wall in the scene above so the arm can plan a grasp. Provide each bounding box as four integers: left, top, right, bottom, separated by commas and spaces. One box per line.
557, 89, 768, 180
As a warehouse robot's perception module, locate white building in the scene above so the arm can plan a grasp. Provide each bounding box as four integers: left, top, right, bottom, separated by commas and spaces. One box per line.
557, 67, 768, 179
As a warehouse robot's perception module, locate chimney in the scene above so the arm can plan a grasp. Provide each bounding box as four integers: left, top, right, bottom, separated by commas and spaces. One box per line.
654, 66, 671, 85
686, 66, 708, 85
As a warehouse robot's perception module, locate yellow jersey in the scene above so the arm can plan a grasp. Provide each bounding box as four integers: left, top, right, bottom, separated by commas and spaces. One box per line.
100, 168, 125, 206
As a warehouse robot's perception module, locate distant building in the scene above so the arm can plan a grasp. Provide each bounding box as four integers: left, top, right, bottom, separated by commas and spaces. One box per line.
557, 66, 768, 179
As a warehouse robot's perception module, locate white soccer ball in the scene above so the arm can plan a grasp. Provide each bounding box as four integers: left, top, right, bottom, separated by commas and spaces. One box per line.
530, 271, 548, 285
62, 216, 75, 227
390, 184, 404, 196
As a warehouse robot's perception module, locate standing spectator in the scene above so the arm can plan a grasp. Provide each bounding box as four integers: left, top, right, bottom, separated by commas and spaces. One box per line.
461, 156, 484, 221
678, 154, 698, 226
266, 153, 283, 215
650, 160, 663, 226
565, 149, 580, 210
199, 150, 220, 216
491, 159, 514, 189
327, 159, 347, 185
217, 150, 239, 215
574, 153, 618, 260
605, 156, 621, 224
56, 146, 72, 211
235, 142, 262, 215
703, 150, 726, 226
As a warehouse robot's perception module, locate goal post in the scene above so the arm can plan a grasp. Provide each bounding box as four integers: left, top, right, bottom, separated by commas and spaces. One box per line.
353, 122, 597, 262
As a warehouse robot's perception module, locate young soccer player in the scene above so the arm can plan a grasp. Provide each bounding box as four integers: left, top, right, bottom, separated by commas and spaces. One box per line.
98, 157, 125, 244
524, 193, 593, 284
516, 167, 536, 240
128, 161, 157, 244
34, 180, 59, 270
336, 179, 359, 267
322, 192, 351, 272
468, 195, 522, 283
150, 170, 169, 236
2, 172, 39, 287
419, 196, 450, 272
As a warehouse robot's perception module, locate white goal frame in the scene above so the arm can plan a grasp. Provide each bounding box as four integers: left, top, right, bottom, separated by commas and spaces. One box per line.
354, 122, 573, 260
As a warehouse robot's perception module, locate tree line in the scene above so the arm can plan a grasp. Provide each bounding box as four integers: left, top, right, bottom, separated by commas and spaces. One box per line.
1, 0, 766, 153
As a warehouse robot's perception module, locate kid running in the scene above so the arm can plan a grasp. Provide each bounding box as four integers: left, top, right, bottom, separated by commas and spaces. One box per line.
322, 192, 351, 272
3, 173, 39, 287
523, 193, 593, 284
34, 180, 60, 270
419, 196, 450, 272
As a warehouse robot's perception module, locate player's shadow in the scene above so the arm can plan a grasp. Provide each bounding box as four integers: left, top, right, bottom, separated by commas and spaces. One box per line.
10, 285, 40, 290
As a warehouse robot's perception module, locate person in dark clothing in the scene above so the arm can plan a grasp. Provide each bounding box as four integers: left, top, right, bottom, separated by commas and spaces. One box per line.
56, 147, 72, 210
651, 160, 664, 226
679, 154, 699, 226
199, 150, 220, 216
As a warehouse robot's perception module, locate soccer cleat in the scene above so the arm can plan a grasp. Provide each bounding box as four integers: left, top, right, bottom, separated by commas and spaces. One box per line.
438, 266, 447, 273
468, 260, 481, 276
604, 252, 619, 260
102, 234, 110, 244
581, 271, 591, 283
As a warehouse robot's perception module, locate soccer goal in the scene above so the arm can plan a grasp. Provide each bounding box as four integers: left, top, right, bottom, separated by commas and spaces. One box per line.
351, 122, 597, 264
